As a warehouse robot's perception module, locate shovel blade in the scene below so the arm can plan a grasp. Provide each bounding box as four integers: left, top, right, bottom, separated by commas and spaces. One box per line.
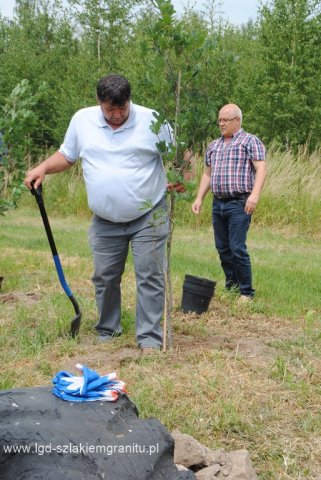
69, 295, 82, 338
70, 312, 82, 338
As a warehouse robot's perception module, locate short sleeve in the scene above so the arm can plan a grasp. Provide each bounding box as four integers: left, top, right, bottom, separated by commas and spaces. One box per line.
58, 114, 80, 163
248, 136, 266, 162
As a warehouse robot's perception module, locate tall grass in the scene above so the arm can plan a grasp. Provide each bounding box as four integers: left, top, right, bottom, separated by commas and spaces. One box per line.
256, 144, 321, 234
22, 161, 90, 218
22, 144, 321, 235
174, 143, 321, 233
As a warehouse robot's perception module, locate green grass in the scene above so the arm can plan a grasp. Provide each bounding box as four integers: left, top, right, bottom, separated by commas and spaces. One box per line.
1, 204, 321, 479
1, 205, 321, 344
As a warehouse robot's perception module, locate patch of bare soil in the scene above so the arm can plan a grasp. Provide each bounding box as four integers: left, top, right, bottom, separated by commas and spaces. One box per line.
0, 290, 42, 325
4, 292, 306, 388
0, 290, 41, 306
57, 298, 304, 374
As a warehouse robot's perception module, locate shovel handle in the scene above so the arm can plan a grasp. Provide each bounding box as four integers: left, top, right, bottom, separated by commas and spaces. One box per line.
30, 181, 42, 198
30, 181, 58, 257
30, 183, 71, 295
30, 181, 82, 337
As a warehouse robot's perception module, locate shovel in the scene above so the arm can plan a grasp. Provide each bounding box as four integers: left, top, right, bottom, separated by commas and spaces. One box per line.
30, 183, 81, 338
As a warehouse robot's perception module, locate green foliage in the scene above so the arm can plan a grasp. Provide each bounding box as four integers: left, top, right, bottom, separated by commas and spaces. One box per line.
255, 0, 321, 149
32, 165, 90, 218
0, 0, 320, 209
67, 0, 138, 66
0, 1, 83, 147
131, 1, 228, 157
0, 79, 38, 215
0, 0, 320, 156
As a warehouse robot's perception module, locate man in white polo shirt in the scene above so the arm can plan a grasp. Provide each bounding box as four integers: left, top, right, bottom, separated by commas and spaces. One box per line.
24, 74, 173, 353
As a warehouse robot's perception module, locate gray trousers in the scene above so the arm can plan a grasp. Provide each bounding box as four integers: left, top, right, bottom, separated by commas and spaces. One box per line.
88, 197, 168, 348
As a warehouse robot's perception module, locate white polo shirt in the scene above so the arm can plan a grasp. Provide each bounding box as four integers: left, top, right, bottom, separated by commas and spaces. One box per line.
59, 102, 173, 222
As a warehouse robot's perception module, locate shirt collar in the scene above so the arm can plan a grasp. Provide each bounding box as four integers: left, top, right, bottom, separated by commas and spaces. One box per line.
97, 101, 136, 130
220, 128, 243, 141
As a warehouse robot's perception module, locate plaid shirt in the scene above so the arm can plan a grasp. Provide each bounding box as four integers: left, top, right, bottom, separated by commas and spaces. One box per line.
205, 129, 266, 197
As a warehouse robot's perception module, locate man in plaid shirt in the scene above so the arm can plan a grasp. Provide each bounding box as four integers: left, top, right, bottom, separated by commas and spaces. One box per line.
192, 104, 266, 301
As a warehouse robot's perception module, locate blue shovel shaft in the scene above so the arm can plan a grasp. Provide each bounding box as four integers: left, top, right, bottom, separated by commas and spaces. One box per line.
53, 254, 72, 297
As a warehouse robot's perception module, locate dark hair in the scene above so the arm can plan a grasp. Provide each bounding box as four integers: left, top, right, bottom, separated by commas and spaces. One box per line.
96, 74, 131, 106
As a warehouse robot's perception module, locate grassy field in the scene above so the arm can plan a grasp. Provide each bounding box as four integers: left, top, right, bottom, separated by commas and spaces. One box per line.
1, 202, 321, 479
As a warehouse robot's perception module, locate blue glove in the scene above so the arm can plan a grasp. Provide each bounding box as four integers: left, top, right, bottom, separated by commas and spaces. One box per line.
52, 364, 127, 402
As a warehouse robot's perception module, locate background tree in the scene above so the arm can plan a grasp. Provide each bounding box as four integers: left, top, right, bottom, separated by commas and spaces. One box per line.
1, 0, 320, 153
0, 80, 38, 215
1, 0, 320, 206
255, 0, 321, 149
67, 0, 141, 68
128, 0, 233, 348
221, 20, 263, 135
0, 0, 81, 148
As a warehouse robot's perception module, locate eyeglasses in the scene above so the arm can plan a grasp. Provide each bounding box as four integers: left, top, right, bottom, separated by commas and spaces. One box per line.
216, 116, 239, 126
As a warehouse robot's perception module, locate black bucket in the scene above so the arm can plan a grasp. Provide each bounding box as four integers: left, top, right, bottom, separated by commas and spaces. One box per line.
181, 274, 216, 314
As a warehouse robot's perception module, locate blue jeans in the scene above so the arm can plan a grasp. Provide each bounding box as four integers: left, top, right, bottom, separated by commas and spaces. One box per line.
212, 197, 254, 297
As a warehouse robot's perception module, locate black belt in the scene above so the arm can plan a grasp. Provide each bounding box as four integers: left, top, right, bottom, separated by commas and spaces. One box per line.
214, 193, 249, 202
